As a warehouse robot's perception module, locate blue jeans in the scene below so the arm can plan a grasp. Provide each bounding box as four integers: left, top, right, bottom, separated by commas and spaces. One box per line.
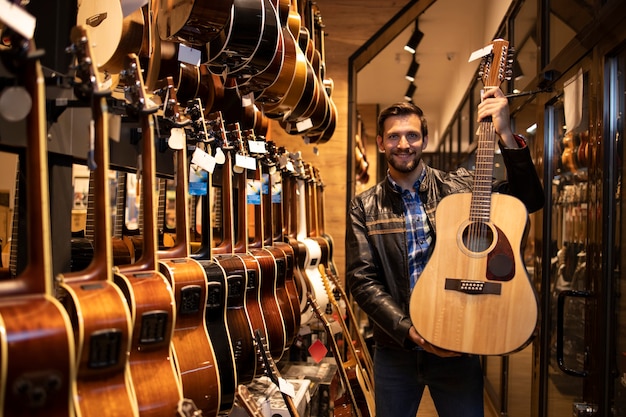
374, 345, 484, 417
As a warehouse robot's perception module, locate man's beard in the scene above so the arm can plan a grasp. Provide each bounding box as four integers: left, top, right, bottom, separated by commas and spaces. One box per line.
387, 151, 421, 173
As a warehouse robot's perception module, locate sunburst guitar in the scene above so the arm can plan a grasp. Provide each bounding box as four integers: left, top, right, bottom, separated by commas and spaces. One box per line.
409, 39, 538, 356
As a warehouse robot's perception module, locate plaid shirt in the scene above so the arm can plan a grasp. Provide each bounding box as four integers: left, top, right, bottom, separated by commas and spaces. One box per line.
388, 170, 433, 289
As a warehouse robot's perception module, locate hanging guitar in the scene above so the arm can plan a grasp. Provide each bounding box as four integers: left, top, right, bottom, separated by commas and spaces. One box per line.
156, 99, 221, 415
112, 53, 185, 417
57, 26, 139, 416
0, 16, 76, 416
409, 39, 538, 355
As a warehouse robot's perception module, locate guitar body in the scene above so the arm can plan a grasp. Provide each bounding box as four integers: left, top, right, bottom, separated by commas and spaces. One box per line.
157, 0, 232, 46
409, 193, 537, 355
299, 238, 329, 325
235, 253, 268, 360
113, 271, 183, 417
273, 241, 301, 335
159, 258, 221, 416
262, 244, 297, 350
59, 279, 139, 416
0, 296, 75, 416
249, 247, 287, 360
199, 260, 238, 413
213, 254, 257, 384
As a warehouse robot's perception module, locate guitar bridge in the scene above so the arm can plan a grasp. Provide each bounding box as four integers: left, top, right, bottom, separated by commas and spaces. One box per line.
445, 278, 501, 295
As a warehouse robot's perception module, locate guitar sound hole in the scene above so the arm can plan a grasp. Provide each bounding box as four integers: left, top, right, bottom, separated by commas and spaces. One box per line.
461, 221, 494, 253
139, 311, 168, 344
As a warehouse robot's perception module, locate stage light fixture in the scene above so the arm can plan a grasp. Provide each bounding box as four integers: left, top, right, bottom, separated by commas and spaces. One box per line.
405, 59, 419, 82
404, 21, 423, 54
404, 83, 417, 102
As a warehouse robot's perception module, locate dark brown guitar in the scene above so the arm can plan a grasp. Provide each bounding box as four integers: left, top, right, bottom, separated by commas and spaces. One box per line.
224, 123, 271, 371
57, 27, 139, 416
184, 106, 238, 414
112, 53, 185, 417
268, 144, 302, 335
0, 23, 76, 416
243, 130, 290, 360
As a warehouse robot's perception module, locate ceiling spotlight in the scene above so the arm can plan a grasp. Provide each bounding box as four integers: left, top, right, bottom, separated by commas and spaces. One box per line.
404, 21, 423, 54
404, 83, 417, 101
405, 59, 419, 82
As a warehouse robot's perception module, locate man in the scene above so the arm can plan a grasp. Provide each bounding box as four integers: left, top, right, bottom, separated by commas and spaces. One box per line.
346, 87, 544, 417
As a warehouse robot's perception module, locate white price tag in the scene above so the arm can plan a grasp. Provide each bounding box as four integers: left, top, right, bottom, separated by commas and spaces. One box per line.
468, 43, 494, 62
278, 377, 296, 398
247, 140, 267, 154
0, 0, 36, 40
178, 44, 202, 66
192, 147, 216, 174
235, 153, 257, 171
296, 118, 313, 132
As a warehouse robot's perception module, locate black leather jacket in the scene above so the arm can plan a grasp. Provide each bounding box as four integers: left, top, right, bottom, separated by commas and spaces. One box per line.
346, 145, 544, 349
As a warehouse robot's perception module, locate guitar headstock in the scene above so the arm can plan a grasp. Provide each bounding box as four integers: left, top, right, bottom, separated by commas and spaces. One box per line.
253, 329, 281, 387
478, 39, 513, 88
69, 25, 110, 98
119, 53, 158, 115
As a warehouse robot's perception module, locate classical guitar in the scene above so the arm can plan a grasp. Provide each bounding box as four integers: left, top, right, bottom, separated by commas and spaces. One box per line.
409, 39, 538, 355
156, 104, 221, 415
57, 26, 139, 416
112, 53, 185, 417
0, 22, 76, 416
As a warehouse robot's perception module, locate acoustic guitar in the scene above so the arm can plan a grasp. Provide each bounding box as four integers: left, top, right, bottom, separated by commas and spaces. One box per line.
243, 130, 291, 360
156, 104, 221, 415
57, 26, 139, 416
0, 22, 76, 416
112, 53, 185, 417
156, 0, 232, 47
292, 153, 329, 325
265, 143, 301, 328
209, 115, 259, 386
409, 39, 538, 355
184, 107, 239, 414
257, 138, 299, 349
226, 124, 275, 369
